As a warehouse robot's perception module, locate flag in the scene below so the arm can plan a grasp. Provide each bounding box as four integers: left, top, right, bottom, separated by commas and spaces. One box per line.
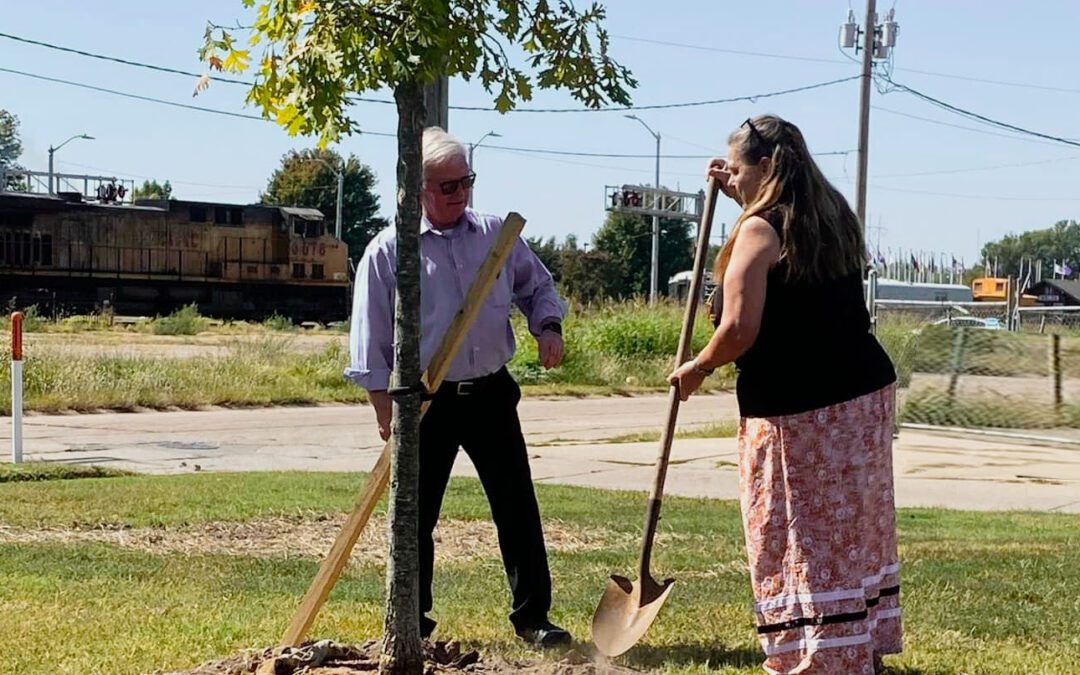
1054, 261, 1066, 277
1064, 262, 1074, 278
910, 253, 919, 272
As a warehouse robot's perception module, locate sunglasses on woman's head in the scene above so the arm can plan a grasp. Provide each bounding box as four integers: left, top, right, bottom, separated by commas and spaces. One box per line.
742, 118, 765, 143
437, 172, 477, 195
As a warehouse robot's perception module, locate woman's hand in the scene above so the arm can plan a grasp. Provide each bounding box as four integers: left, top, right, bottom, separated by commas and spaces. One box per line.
706, 158, 738, 201
668, 359, 708, 401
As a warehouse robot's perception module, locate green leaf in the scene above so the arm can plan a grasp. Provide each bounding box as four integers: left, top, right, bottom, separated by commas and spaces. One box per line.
203, 0, 636, 144
223, 49, 251, 72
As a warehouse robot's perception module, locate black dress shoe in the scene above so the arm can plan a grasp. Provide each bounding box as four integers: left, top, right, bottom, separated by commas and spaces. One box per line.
514, 620, 572, 648
420, 615, 437, 639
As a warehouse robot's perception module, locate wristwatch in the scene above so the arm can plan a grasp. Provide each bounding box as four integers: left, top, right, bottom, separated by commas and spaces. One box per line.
692, 358, 715, 376
540, 320, 563, 336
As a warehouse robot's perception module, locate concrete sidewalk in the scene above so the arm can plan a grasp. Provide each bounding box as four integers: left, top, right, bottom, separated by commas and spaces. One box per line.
5, 393, 1079, 513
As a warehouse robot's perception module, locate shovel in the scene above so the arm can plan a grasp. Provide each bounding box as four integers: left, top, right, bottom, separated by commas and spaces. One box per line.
591, 178, 721, 657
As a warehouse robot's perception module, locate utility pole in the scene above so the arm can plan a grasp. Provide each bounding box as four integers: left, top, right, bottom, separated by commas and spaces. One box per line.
423, 77, 449, 130
840, 4, 899, 235
854, 0, 875, 233
625, 114, 662, 305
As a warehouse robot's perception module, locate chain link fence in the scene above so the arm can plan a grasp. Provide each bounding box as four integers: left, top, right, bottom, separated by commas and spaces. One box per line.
875, 300, 1080, 432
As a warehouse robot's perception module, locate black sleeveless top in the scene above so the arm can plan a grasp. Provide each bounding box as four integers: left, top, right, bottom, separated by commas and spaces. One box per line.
733, 211, 896, 417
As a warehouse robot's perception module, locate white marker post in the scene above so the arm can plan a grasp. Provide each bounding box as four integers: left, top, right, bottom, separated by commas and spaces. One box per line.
11, 311, 23, 464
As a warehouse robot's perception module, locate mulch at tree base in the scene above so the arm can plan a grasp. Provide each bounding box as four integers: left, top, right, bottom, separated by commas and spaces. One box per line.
158, 639, 640, 675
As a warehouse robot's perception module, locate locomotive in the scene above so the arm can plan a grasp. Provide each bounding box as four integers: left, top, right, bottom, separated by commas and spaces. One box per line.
0, 189, 350, 321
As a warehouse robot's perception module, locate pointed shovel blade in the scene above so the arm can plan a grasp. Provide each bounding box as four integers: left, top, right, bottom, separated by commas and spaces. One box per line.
591, 573, 675, 657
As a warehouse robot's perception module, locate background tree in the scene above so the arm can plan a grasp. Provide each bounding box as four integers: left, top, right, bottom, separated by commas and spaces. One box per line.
133, 179, 174, 200
981, 220, 1080, 278
263, 149, 388, 261
201, 3, 634, 673
0, 109, 25, 190
525, 235, 562, 281
559, 245, 621, 303
592, 211, 694, 298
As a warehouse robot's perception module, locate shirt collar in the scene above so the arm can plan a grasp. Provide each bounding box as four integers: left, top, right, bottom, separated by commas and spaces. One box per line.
421, 210, 479, 237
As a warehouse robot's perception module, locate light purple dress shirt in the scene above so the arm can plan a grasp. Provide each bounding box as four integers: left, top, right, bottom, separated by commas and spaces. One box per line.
345, 209, 566, 392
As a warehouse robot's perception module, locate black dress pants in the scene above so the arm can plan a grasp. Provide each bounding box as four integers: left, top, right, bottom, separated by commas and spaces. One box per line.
417, 367, 552, 630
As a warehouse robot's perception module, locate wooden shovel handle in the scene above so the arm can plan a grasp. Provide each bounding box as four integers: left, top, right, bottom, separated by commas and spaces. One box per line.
639, 179, 721, 577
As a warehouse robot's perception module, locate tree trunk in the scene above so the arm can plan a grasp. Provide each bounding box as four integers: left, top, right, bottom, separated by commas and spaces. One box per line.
380, 78, 425, 675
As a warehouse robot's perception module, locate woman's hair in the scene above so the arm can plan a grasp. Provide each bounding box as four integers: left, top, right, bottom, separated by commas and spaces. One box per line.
712, 115, 867, 284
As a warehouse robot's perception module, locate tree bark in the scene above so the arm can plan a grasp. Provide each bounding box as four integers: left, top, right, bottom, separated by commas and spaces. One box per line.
380, 78, 426, 675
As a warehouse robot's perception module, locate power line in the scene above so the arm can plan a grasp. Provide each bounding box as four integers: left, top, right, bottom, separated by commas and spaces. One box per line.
881, 75, 1080, 149
0, 66, 273, 122
871, 106, 1073, 148
895, 66, 1080, 95
448, 76, 861, 112
0, 31, 252, 86
0, 31, 857, 113
833, 173, 1080, 201
610, 34, 851, 66
867, 183, 1080, 202
0, 30, 390, 106
0, 66, 399, 135
612, 31, 1080, 95
1, 65, 853, 169
483, 143, 849, 159
56, 160, 262, 189
872, 154, 1080, 179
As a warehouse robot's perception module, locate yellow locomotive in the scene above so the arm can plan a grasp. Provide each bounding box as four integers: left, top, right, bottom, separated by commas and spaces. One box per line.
0, 190, 350, 321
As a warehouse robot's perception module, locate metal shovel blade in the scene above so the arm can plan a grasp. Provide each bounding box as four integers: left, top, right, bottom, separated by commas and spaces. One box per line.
591, 572, 675, 657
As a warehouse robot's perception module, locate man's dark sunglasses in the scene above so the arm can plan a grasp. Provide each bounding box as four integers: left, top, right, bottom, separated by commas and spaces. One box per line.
438, 172, 477, 195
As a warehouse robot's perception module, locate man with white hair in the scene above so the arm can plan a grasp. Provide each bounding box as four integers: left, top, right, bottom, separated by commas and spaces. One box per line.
346, 127, 570, 647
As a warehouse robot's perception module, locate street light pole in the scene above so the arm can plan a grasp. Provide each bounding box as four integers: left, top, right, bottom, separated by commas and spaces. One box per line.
334, 167, 344, 240
310, 155, 345, 239
48, 133, 94, 195
626, 115, 661, 304
467, 131, 501, 207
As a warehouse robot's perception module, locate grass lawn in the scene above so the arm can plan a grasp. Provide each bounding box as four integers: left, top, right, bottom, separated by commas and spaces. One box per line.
0, 472, 1077, 674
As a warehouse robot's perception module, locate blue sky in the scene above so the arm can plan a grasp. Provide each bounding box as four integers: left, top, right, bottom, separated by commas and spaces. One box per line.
4, 1, 1080, 263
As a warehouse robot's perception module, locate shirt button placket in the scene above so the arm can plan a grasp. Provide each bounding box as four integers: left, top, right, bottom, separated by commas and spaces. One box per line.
447, 239, 475, 367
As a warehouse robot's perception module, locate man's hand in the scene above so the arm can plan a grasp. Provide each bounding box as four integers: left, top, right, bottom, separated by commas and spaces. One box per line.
537, 330, 564, 370
368, 390, 393, 441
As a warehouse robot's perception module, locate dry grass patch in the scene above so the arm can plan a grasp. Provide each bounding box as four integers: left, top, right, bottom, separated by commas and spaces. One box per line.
0, 515, 609, 564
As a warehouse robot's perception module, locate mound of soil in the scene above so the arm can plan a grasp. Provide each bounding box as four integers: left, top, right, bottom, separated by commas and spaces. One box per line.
159, 639, 638, 675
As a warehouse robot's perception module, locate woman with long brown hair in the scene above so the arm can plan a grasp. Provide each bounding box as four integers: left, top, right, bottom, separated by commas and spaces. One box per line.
669, 115, 902, 674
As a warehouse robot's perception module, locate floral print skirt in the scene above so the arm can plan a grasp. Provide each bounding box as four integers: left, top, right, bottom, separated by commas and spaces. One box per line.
738, 384, 902, 674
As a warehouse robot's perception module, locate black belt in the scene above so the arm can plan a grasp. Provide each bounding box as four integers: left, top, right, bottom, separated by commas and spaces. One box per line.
439, 367, 508, 397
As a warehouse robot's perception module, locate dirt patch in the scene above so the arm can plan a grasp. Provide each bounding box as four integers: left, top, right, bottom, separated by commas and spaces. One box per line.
0, 515, 607, 564
158, 639, 638, 675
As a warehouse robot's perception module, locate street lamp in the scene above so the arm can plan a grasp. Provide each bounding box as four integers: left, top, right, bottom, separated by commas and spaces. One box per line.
48, 134, 94, 195
625, 114, 661, 305
310, 156, 345, 240
467, 131, 501, 207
